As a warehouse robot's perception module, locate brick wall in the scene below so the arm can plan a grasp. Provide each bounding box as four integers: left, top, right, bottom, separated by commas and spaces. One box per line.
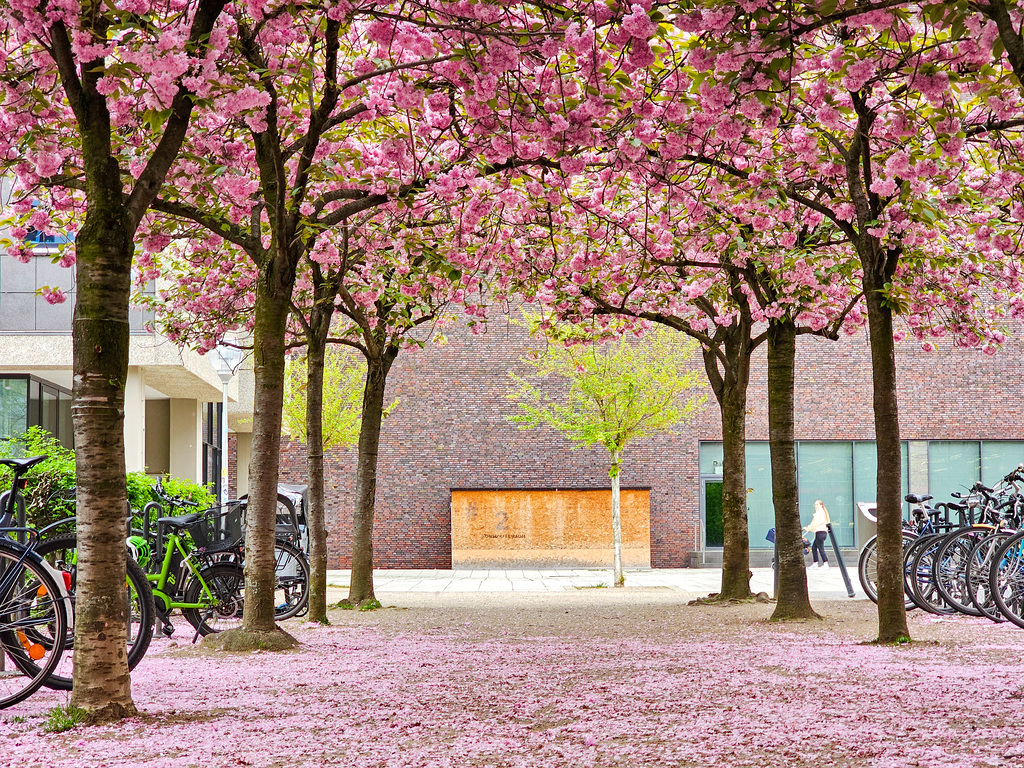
275, 318, 1024, 569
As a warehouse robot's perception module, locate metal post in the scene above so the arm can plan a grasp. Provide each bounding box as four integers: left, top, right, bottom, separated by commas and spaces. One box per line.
220, 379, 229, 506
773, 537, 779, 600
826, 523, 855, 597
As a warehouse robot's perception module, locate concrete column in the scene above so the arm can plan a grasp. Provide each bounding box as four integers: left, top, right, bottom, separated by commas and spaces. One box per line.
908, 441, 929, 495
234, 432, 252, 497
123, 367, 146, 473
168, 399, 202, 482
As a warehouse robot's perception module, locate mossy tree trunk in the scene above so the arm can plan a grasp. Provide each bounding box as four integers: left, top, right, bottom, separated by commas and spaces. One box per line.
303, 269, 337, 624
707, 325, 754, 600
242, 263, 298, 632
767, 319, 818, 620
50, 0, 227, 718
847, 92, 910, 643
228, 18, 339, 643
347, 345, 399, 604
862, 266, 908, 642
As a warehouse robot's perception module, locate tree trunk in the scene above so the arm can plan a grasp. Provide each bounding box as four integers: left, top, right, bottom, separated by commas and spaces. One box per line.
716, 334, 753, 600
240, 263, 297, 634
347, 347, 398, 604
304, 300, 333, 624
610, 449, 624, 587
863, 274, 910, 642
69, 194, 135, 719
767, 320, 818, 620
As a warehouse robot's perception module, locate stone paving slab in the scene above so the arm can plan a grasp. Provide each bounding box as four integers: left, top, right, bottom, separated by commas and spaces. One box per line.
326, 566, 866, 601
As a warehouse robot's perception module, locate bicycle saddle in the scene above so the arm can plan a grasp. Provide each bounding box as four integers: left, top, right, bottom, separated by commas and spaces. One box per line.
0, 455, 47, 471
156, 512, 202, 529
905, 493, 933, 504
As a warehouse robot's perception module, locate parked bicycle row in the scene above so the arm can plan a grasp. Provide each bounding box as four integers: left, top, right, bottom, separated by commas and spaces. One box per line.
858, 465, 1024, 627
0, 455, 311, 709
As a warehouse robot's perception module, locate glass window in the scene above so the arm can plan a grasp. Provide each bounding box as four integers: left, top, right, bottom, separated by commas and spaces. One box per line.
797, 442, 855, 548
745, 442, 775, 549
853, 441, 910, 520
0, 378, 28, 441
698, 442, 724, 475
202, 402, 222, 502
929, 441, 981, 500
41, 387, 58, 437
698, 441, 774, 548
981, 442, 1024, 487
58, 393, 73, 448
27, 379, 40, 431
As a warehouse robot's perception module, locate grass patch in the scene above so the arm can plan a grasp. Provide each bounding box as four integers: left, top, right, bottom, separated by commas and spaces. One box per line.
576, 582, 609, 590
44, 705, 88, 733
359, 599, 383, 612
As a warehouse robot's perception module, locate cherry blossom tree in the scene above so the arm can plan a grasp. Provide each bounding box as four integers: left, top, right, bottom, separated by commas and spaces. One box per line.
141, 1, 686, 626
0, 0, 230, 718
666, 1, 1024, 640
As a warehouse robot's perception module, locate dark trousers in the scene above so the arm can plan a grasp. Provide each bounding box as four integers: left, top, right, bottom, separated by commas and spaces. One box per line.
812, 531, 828, 563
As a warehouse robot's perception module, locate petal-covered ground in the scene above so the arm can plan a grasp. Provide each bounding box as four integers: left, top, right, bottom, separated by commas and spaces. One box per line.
2, 591, 1023, 768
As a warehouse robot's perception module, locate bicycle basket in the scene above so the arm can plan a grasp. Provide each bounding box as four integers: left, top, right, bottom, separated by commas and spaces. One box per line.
185, 503, 244, 554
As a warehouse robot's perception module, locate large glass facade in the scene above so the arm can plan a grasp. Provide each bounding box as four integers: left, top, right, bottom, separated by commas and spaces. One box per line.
928, 441, 981, 500
0, 378, 28, 440
797, 442, 855, 547
980, 442, 1024, 487
0, 375, 73, 448
699, 440, 1024, 550
745, 442, 775, 547
853, 440, 910, 520
699, 439, 910, 549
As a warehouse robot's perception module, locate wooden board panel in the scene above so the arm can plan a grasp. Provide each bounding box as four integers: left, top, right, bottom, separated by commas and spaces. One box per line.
451, 489, 651, 568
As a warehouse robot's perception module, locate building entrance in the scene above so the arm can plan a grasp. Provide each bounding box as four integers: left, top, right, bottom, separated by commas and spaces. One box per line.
701, 479, 724, 548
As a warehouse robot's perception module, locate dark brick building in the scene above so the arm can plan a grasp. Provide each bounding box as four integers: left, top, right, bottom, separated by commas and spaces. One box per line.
274, 316, 1024, 569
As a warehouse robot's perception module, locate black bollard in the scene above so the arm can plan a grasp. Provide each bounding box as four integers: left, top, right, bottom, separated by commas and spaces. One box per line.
826, 523, 855, 597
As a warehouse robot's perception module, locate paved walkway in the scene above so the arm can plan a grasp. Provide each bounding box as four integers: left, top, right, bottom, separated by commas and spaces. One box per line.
326, 565, 865, 601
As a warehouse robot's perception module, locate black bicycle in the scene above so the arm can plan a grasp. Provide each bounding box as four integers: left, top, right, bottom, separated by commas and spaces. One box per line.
0, 456, 70, 708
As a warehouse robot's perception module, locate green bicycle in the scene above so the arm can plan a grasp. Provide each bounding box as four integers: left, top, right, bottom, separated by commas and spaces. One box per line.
143, 504, 246, 638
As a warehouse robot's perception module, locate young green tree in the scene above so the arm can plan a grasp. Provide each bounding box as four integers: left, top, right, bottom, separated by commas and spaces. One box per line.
508, 322, 706, 586
283, 349, 365, 450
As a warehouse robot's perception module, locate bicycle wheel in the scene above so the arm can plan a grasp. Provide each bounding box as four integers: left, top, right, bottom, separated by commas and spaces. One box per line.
990, 531, 1024, 629
858, 532, 917, 610
273, 540, 309, 621
182, 563, 245, 636
909, 534, 957, 615
0, 543, 68, 708
19, 534, 156, 691
932, 528, 989, 616
966, 532, 1013, 623
903, 535, 941, 613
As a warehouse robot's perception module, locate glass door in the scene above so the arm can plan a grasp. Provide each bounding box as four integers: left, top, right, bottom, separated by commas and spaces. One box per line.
702, 478, 724, 548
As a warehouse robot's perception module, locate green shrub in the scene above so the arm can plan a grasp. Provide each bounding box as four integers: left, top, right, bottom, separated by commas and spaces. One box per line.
0, 428, 217, 534
0, 427, 76, 531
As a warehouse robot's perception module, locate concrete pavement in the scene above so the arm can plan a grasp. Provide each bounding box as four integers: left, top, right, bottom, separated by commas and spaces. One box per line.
325, 565, 865, 601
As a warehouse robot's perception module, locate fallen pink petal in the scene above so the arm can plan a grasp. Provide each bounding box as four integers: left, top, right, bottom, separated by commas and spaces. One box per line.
3, 595, 1023, 767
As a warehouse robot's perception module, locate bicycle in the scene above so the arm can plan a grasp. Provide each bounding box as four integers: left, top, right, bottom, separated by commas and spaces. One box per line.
31, 533, 155, 690
0, 455, 69, 708
857, 498, 928, 610
2, 460, 156, 691
988, 526, 1024, 629
931, 473, 1024, 618
144, 503, 247, 638
155, 483, 309, 622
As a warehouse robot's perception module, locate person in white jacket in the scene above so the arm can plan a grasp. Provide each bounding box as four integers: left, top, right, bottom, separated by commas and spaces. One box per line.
803, 500, 831, 569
